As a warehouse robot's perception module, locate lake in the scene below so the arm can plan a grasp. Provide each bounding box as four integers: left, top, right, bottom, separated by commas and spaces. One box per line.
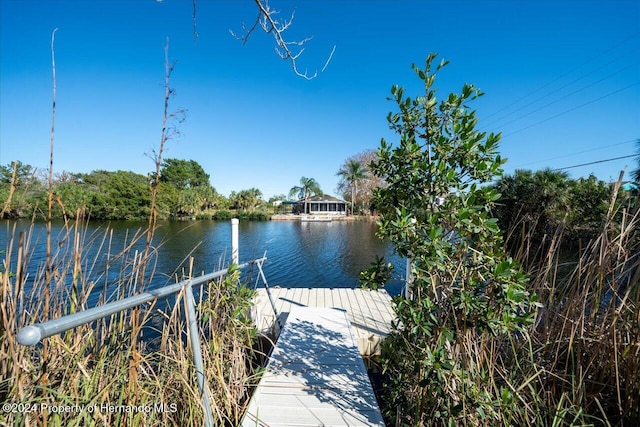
1, 219, 406, 304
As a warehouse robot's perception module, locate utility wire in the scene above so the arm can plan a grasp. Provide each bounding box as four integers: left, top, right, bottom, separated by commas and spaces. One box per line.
482, 32, 639, 122
513, 139, 638, 168
504, 81, 640, 137
552, 154, 637, 171
487, 60, 640, 130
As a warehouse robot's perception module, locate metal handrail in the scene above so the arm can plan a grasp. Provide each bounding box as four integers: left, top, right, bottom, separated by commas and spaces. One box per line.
15, 219, 266, 427
16, 257, 264, 346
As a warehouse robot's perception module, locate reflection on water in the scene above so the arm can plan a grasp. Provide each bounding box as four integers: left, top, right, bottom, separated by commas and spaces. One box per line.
1, 219, 406, 302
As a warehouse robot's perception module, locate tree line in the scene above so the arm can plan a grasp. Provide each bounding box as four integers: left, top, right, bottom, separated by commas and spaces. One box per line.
0, 159, 246, 220
0, 154, 378, 220
2, 151, 638, 227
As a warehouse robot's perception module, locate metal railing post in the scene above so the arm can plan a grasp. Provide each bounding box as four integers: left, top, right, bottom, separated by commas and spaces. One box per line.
185, 282, 213, 427
405, 253, 413, 299
231, 218, 239, 265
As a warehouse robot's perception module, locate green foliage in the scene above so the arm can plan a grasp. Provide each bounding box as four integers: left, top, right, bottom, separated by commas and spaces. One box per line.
211, 209, 270, 221
159, 158, 210, 189
0, 159, 229, 220
288, 176, 322, 200
567, 174, 610, 231
493, 169, 613, 251
336, 159, 367, 213
0, 161, 46, 218
212, 209, 235, 221
361, 54, 537, 425
229, 188, 263, 211
79, 170, 151, 220
0, 161, 36, 187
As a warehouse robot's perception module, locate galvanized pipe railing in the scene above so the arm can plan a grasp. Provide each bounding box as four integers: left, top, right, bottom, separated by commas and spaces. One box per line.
15, 219, 264, 427
16, 258, 263, 346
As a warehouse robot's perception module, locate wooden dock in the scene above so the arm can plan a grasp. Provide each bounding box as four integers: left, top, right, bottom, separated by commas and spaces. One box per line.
252, 287, 395, 356
241, 307, 385, 426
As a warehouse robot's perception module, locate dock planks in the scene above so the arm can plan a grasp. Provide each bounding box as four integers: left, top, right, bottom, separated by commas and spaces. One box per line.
241, 307, 385, 427
252, 287, 395, 356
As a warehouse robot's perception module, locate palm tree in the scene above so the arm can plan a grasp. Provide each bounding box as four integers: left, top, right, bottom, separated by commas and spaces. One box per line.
289, 177, 322, 214
533, 168, 571, 222
337, 160, 366, 215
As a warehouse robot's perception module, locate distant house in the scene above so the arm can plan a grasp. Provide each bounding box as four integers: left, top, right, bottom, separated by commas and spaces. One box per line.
292, 194, 348, 216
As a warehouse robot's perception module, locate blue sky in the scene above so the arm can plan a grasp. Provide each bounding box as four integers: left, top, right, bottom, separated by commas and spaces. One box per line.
1, 0, 639, 200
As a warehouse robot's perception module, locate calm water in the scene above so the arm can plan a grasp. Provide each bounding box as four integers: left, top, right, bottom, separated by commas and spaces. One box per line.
1, 219, 406, 302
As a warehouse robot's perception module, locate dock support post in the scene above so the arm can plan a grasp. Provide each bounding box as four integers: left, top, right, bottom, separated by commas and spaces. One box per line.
231, 218, 239, 265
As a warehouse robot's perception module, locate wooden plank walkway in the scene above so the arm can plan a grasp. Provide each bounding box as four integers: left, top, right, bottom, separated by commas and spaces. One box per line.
252, 288, 395, 356
241, 307, 385, 427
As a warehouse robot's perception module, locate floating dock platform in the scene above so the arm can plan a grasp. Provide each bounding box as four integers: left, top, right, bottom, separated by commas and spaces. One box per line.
252, 287, 395, 356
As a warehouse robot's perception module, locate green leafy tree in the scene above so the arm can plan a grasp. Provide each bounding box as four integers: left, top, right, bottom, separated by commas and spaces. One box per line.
289, 176, 322, 214
156, 181, 180, 219
567, 174, 610, 235
0, 161, 44, 218
230, 188, 263, 211
336, 159, 367, 214
493, 168, 572, 255
194, 185, 221, 210
81, 170, 150, 220
0, 161, 36, 188
361, 54, 537, 425
54, 180, 92, 219
159, 158, 210, 189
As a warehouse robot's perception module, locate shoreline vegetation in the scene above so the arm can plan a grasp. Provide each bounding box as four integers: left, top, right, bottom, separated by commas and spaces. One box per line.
2, 191, 638, 425
0, 159, 380, 223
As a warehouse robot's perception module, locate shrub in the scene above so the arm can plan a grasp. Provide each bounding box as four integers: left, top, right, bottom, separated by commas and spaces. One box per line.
362, 54, 538, 425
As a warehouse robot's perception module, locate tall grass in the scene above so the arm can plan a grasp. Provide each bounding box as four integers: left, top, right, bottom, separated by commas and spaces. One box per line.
500, 189, 640, 425
0, 219, 259, 426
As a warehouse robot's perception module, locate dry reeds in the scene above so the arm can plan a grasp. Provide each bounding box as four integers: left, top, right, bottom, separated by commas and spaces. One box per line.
502, 187, 640, 425
0, 220, 259, 426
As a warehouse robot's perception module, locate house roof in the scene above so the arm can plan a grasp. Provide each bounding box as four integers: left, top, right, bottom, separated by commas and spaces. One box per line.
302, 194, 347, 203
282, 194, 347, 204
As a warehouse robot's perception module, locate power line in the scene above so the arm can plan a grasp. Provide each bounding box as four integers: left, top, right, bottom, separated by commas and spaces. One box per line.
513, 139, 638, 168
504, 81, 640, 137
552, 154, 637, 171
484, 32, 640, 123
488, 60, 640, 130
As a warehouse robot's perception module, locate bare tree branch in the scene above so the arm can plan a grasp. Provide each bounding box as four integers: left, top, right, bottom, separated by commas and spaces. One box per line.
230, 0, 335, 80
